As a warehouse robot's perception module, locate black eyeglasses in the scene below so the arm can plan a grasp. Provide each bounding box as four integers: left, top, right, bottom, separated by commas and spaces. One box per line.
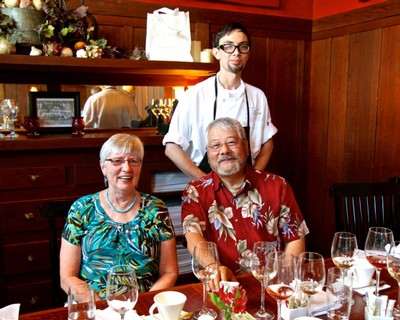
218, 43, 250, 54
105, 158, 142, 167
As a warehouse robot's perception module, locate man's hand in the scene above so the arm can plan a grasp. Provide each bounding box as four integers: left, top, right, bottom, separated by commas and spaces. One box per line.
208, 265, 237, 292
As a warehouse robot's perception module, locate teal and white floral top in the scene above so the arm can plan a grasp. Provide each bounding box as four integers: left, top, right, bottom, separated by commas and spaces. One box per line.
62, 191, 175, 299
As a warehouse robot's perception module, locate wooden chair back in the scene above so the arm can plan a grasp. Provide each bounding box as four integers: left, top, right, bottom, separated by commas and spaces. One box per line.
329, 182, 400, 249
39, 199, 74, 308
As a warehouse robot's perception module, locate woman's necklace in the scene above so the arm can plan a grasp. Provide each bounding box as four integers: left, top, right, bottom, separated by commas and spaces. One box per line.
106, 189, 137, 214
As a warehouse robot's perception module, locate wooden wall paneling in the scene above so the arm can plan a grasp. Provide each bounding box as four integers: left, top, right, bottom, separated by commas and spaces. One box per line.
94, 14, 147, 50
324, 35, 350, 251
194, 22, 211, 50
261, 38, 308, 207
344, 29, 382, 181
306, 38, 332, 256
241, 36, 268, 96
374, 24, 400, 180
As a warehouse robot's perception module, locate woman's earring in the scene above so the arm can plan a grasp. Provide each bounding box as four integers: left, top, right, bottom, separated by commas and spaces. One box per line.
104, 176, 108, 187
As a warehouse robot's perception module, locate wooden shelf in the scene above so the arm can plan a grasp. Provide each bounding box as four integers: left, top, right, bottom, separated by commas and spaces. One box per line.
0, 55, 218, 86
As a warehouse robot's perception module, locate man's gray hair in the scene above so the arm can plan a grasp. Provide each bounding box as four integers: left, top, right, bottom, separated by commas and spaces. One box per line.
206, 117, 246, 142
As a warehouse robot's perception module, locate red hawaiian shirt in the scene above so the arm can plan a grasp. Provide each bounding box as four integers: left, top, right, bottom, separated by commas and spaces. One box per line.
181, 165, 309, 275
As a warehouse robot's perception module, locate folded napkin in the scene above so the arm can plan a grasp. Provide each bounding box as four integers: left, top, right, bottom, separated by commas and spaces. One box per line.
96, 307, 144, 320
309, 291, 329, 316
0, 303, 20, 320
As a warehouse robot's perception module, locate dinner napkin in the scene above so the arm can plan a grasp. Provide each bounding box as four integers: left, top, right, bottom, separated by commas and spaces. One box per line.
0, 303, 20, 320
309, 291, 329, 316
96, 307, 144, 320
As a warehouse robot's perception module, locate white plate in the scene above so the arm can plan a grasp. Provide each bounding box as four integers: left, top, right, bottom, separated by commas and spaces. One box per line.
294, 317, 320, 320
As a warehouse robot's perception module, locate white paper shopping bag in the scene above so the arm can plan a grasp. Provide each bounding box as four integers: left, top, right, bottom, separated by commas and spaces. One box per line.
146, 7, 193, 62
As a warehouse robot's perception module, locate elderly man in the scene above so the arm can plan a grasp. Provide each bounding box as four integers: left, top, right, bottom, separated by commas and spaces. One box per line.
181, 117, 309, 290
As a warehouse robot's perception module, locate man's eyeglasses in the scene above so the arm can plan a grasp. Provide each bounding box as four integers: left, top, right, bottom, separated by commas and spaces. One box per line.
207, 138, 243, 152
105, 158, 142, 167
218, 43, 250, 54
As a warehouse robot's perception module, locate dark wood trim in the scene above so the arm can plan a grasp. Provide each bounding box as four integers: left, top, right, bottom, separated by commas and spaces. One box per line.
0, 55, 218, 86
312, 0, 400, 40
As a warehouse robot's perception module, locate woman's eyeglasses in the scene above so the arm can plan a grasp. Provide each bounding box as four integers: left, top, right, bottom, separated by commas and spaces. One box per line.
105, 158, 142, 167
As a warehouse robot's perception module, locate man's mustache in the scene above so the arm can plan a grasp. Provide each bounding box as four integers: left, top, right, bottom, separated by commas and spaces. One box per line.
218, 155, 238, 163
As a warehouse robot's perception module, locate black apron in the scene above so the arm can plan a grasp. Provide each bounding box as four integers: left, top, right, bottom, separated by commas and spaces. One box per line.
198, 77, 252, 173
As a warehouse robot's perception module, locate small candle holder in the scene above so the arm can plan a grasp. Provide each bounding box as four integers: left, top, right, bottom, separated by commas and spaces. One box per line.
22, 116, 40, 136
71, 116, 85, 135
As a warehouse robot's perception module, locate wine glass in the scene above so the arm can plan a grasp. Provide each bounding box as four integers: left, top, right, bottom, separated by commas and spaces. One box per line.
297, 252, 326, 316
387, 240, 400, 318
364, 227, 394, 296
192, 241, 219, 320
331, 231, 358, 279
265, 251, 296, 320
250, 241, 276, 319
106, 264, 139, 320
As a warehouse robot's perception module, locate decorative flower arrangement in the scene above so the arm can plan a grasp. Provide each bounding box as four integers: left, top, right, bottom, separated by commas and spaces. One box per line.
36, 0, 110, 57
209, 285, 250, 320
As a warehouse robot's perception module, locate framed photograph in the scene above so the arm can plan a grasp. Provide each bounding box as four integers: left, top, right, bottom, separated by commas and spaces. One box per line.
29, 92, 80, 131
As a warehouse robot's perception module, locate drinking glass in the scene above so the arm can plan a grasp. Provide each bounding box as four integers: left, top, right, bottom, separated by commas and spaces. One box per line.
1, 99, 19, 138
387, 240, 400, 318
298, 252, 326, 316
192, 241, 219, 320
68, 283, 96, 320
364, 227, 394, 296
326, 267, 352, 320
106, 264, 139, 320
265, 251, 296, 320
331, 231, 358, 279
250, 241, 276, 319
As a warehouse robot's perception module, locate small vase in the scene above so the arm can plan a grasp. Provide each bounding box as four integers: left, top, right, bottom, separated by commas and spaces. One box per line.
71, 116, 85, 135
22, 116, 40, 136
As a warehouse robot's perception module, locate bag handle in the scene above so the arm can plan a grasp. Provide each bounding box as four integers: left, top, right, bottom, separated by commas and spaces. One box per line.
152, 7, 186, 31
153, 7, 179, 16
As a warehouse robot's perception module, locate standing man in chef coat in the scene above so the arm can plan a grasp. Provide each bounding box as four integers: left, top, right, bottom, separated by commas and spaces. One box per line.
163, 22, 277, 180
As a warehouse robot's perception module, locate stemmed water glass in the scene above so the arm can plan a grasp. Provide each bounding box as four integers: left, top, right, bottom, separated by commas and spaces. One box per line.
250, 241, 276, 319
298, 252, 326, 316
331, 231, 358, 279
387, 240, 400, 318
365, 227, 394, 296
192, 241, 219, 320
106, 264, 139, 320
265, 252, 296, 320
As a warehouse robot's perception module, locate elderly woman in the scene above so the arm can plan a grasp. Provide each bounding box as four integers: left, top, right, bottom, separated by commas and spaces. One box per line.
60, 133, 178, 300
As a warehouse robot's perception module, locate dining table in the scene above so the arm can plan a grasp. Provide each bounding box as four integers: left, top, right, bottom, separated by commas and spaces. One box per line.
19, 259, 398, 320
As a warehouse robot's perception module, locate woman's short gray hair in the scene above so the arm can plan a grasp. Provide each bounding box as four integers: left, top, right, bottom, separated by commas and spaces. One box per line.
206, 117, 246, 141
100, 133, 144, 162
